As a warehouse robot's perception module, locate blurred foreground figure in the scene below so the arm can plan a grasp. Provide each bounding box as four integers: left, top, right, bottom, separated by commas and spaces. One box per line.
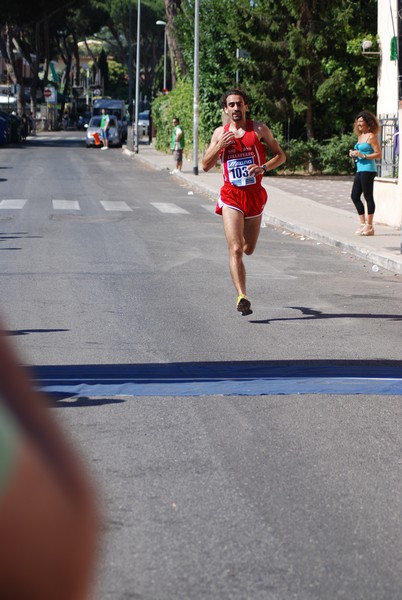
0, 328, 99, 600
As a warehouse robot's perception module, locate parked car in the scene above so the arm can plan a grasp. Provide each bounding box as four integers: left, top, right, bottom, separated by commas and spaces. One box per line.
92, 98, 128, 142
0, 111, 22, 144
85, 115, 122, 148
135, 110, 150, 138
0, 114, 8, 145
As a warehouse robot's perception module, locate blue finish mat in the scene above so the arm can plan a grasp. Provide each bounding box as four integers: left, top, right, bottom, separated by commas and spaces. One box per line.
32, 361, 402, 397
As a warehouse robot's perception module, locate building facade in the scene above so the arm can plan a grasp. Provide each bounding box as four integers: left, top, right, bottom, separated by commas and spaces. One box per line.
374, 0, 401, 228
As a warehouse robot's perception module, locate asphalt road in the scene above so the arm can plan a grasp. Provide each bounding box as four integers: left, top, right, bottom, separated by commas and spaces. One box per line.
1, 131, 402, 599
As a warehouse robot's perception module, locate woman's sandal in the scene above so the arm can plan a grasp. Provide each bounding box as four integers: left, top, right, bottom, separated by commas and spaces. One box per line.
361, 224, 375, 236
355, 223, 366, 235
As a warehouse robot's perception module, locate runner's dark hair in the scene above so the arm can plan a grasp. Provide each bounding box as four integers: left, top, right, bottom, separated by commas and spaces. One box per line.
220, 89, 250, 109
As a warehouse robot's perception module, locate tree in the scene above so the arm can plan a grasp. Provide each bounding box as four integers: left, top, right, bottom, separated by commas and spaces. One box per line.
174, 0, 238, 141
164, 0, 188, 86
0, 0, 109, 116
0, 0, 68, 115
89, 0, 165, 105
233, 0, 378, 142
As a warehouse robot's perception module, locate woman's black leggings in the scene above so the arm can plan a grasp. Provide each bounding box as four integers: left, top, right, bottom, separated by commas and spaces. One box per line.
351, 171, 376, 216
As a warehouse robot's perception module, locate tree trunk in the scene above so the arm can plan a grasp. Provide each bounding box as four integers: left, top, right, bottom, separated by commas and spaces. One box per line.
4, 25, 26, 116
305, 65, 315, 173
164, 0, 188, 86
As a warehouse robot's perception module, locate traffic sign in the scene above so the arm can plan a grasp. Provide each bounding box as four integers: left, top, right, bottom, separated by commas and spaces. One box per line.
44, 87, 57, 103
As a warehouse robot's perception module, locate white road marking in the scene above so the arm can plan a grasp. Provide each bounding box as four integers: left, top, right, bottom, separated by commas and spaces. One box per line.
0, 198, 215, 216
0, 199, 28, 209
33, 136, 84, 142
53, 200, 80, 210
100, 201, 132, 212
151, 202, 189, 214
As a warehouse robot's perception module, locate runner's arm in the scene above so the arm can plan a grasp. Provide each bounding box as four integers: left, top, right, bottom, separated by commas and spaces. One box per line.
202, 126, 232, 172
255, 121, 286, 172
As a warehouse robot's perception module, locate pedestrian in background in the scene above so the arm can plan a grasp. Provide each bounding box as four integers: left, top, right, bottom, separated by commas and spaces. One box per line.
202, 89, 286, 316
349, 110, 382, 236
21, 114, 29, 141
170, 117, 185, 173
100, 108, 110, 150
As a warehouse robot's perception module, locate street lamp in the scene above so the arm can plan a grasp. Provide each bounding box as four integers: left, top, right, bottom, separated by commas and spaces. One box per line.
193, 0, 199, 175
156, 20, 167, 91
128, 1, 134, 115
134, 0, 141, 153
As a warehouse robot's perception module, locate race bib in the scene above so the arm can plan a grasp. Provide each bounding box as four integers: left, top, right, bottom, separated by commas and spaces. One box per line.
227, 156, 256, 187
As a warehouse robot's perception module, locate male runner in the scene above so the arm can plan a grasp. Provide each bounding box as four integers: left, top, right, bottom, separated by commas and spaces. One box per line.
202, 89, 286, 315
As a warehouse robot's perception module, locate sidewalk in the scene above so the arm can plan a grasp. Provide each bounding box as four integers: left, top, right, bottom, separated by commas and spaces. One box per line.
125, 144, 402, 275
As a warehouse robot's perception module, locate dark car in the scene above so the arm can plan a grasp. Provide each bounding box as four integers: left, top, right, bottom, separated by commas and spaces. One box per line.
0, 111, 22, 144
77, 112, 92, 130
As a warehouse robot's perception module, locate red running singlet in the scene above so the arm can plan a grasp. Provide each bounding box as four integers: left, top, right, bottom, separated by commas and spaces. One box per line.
216, 120, 268, 219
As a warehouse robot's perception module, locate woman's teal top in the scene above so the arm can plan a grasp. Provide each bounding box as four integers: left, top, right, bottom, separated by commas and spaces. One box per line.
354, 141, 377, 173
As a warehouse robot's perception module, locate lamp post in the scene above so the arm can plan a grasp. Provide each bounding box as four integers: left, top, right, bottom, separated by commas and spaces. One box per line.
156, 20, 167, 91
134, 0, 141, 153
128, 0, 134, 115
193, 0, 199, 175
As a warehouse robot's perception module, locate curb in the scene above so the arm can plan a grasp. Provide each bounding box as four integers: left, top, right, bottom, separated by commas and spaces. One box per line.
265, 215, 402, 274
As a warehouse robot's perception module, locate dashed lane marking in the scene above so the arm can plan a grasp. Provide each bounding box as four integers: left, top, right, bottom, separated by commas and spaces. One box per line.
150, 202, 190, 214
0, 199, 28, 209
0, 198, 215, 215
53, 200, 80, 210
100, 201, 133, 212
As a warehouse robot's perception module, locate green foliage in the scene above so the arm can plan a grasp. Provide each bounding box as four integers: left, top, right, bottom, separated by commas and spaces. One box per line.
282, 133, 357, 175
281, 139, 318, 173
152, 76, 224, 158
172, 0, 378, 143
175, 0, 238, 127
2, 0, 380, 154
106, 60, 128, 98
87, 0, 165, 103
152, 79, 194, 154
319, 133, 357, 175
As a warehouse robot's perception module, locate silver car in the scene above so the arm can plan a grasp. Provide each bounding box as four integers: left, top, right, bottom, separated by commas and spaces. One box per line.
136, 110, 150, 137
85, 115, 122, 148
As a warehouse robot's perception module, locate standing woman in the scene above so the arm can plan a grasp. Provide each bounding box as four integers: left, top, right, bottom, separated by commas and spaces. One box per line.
349, 111, 382, 236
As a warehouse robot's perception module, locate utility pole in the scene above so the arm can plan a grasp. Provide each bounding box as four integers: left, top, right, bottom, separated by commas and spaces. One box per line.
193, 0, 199, 175
134, 0, 141, 153
128, 0, 134, 150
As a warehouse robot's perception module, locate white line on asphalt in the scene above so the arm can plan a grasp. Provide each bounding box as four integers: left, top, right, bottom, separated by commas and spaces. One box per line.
0, 199, 28, 209
100, 201, 133, 212
151, 202, 190, 214
34, 136, 84, 142
52, 200, 80, 210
